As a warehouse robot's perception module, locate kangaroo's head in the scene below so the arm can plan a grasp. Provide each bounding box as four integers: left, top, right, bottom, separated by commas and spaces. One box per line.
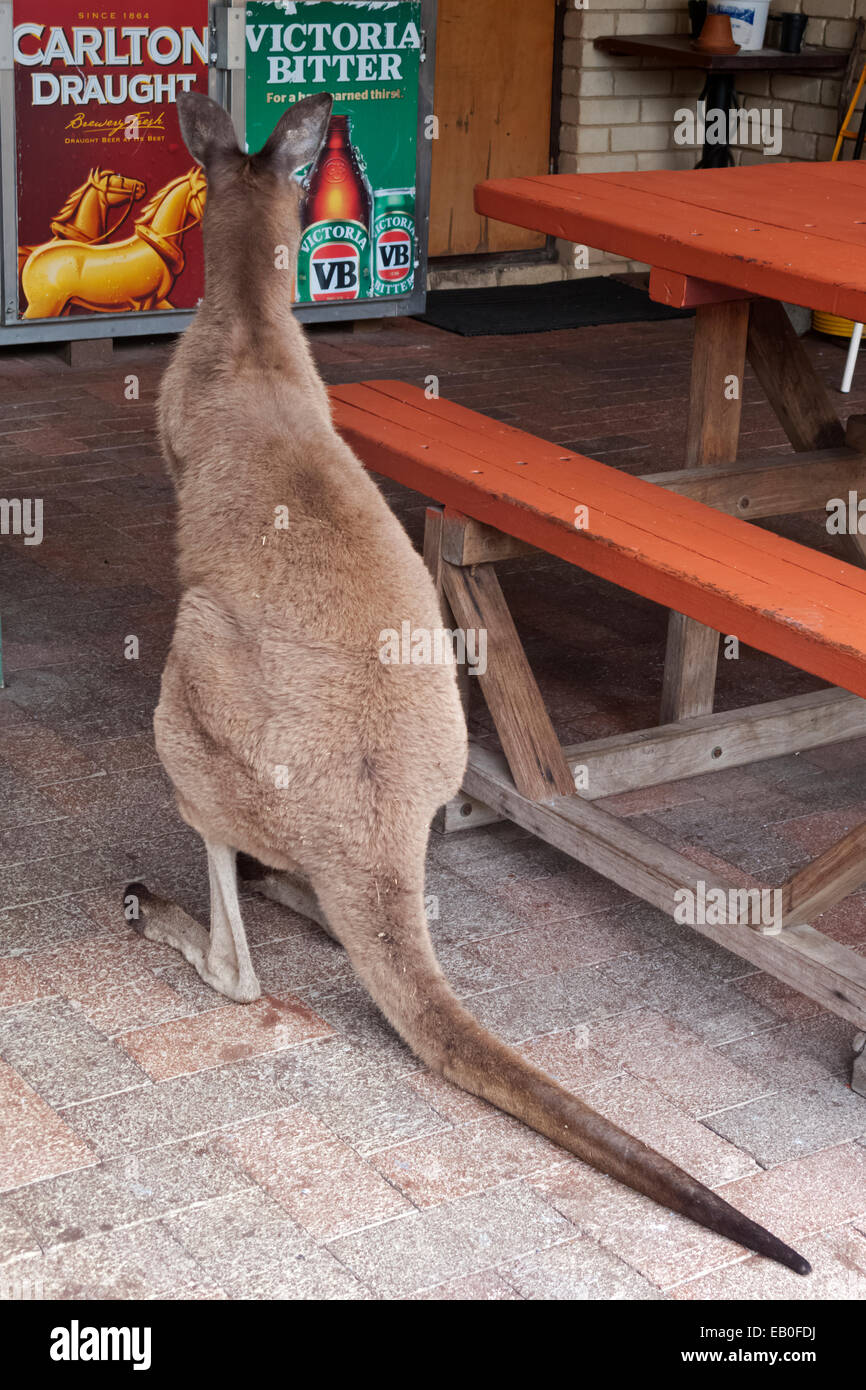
175, 90, 333, 303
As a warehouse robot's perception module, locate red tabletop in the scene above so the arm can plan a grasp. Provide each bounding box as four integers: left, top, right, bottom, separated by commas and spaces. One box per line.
475, 162, 866, 320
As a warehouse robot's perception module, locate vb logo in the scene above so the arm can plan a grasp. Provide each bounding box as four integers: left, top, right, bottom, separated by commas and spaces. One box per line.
376, 229, 411, 282
311, 241, 360, 300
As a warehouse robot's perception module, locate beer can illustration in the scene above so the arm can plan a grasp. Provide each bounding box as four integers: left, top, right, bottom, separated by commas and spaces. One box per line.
297, 114, 372, 304
372, 188, 416, 297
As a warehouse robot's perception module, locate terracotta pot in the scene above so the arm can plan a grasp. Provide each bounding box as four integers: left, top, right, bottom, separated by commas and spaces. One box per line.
691, 12, 740, 53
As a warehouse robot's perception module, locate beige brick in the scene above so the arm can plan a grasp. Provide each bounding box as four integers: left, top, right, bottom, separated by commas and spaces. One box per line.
578, 97, 640, 125
781, 128, 819, 159
561, 38, 581, 68
613, 69, 672, 96
611, 123, 672, 152
639, 95, 681, 123
578, 69, 615, 97
578, 152, 639, 173
618, 12, 682, 34
561, 66, 580, 97
496, 261, 568, 288
801, 0, 854, 16
580, 12, 621, 39
815, 133, 837, 160
793, 102, 841, 135
672, 70, 706, 97
577, 126, 610, 154
825, 18, 857, 44
804, 18, 827, 44
772, 75, 822, 103
575, 39, 609, 69
557, 152, 579, 175
821, 78, 843, 105
736, 148, 772, 168
558, 123, 579, 154
562, 10, 583, 39
635, 151, 685, 171
560, 94, 580, 125
735, 75, 772, 98
566, 247, 630, 275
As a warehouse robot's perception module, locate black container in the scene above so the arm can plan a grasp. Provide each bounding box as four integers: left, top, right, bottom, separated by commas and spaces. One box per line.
688, 0, 708, 38
777, 12, 809, 53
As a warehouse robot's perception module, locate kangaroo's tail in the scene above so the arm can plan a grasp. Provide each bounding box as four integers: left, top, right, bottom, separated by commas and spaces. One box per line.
313, 870, 810, 1276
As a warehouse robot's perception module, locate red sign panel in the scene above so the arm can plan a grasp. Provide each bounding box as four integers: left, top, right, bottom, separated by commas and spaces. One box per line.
13, 3, 210, 320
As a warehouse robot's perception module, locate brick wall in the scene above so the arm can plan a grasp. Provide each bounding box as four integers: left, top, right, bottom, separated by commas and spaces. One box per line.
558, 0, 866, 277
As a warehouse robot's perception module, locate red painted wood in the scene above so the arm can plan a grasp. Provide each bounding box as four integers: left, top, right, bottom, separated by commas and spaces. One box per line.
648, 267, 752, 308
474, 164, 866, 320
330, 381, 866, 699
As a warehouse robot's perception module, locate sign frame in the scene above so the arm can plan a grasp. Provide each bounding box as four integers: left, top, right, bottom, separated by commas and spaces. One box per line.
0, 0, 436, 344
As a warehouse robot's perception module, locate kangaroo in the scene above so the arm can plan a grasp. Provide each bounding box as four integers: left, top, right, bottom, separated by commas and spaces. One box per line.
133, 90, 810, 1279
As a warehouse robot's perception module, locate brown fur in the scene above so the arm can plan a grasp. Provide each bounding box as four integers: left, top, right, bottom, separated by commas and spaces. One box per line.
138, 91, 809, 1278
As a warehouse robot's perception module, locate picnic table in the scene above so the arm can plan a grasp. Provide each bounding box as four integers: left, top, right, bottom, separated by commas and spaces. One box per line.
332, 161, 866, 1093
471, 161, 866, 1084
475, 160, 866, 722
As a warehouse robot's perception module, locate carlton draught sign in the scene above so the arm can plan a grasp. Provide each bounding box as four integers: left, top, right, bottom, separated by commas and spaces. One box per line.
245, 0, 421, 305
12, 3, 209, 320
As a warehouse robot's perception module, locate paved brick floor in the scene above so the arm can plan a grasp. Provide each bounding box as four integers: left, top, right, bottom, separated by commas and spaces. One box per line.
1, 308, 866, 1300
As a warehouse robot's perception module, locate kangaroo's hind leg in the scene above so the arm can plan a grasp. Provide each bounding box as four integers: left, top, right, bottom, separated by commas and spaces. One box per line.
127, 841, 261, 1003
236, 853, 337, 940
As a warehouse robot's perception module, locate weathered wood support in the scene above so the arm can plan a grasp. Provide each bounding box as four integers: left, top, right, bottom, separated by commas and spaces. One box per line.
464, 743, 866, 1029
643, 448, 866, 520
442, 558, 575, 802
660, 299, 751, 722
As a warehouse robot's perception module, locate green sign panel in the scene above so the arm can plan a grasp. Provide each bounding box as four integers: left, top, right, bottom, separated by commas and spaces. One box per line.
245, 0, 422, 305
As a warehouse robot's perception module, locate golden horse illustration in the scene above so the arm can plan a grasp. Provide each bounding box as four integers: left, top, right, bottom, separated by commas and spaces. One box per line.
17, 168, 147, 275
21, 167, 207, 319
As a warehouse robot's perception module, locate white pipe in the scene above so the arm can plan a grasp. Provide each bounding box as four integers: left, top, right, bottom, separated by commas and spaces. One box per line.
841, 321, 863, 394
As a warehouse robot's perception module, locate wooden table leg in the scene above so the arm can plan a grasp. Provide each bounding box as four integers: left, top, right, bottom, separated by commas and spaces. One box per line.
780, 821, 866, 925
442, 558, 576, 802
746, 298, 845, 452
660, 299, 750, 723
745, 297, 866, 563
423, 504, 471, 723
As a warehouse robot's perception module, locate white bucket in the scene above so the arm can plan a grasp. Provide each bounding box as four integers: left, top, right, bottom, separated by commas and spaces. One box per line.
707, 1, 770, 51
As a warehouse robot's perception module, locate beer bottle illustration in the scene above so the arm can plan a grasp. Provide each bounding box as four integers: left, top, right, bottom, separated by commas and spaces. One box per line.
297, 114, 372, 304
372, 189, 416, 297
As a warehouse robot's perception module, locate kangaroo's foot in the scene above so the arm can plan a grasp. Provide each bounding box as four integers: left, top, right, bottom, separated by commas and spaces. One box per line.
125, 842, 261, 1003
236, 853, 337, 940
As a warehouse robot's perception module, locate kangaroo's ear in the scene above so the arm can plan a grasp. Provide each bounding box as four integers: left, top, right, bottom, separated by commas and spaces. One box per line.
255, 92, 333, 175
176, 91, 240, 167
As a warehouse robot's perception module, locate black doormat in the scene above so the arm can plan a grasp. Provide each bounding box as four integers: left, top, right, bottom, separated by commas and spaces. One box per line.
417, 277, 693, 337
